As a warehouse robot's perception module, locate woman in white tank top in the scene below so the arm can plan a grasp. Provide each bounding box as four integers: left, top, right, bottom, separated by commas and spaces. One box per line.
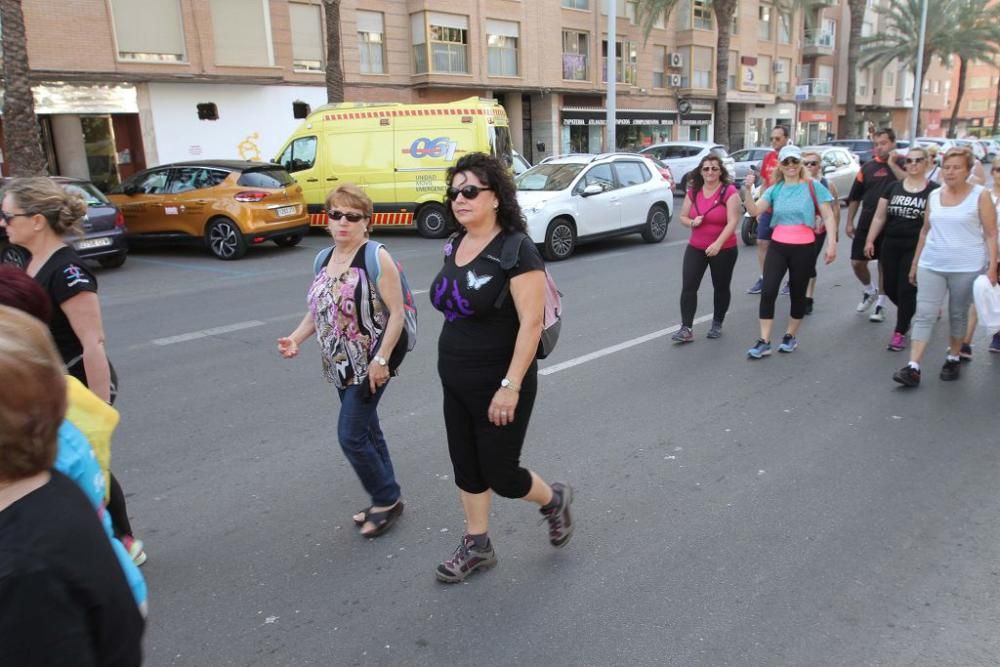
891, 147, 998, 388
963, 156, 1000, 353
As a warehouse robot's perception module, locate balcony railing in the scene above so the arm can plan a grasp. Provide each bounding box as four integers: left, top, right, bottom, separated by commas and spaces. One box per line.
803, 29, 835, 56
804, 78, 833, 100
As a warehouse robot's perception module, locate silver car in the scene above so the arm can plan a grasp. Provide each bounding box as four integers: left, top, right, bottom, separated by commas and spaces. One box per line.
639, 141, 736, 194
727, 147, 773, 181
801, 145, 859, 202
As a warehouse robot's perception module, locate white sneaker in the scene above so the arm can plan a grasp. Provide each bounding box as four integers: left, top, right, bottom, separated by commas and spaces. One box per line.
869, 305, 885, 322
856, 290, 877, 313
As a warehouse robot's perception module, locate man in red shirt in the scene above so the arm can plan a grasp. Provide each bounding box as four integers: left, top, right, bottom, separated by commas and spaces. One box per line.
746, 125, 790, 294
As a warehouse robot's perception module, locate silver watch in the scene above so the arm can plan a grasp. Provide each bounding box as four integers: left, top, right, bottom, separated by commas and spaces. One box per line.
374, 355, 387, 366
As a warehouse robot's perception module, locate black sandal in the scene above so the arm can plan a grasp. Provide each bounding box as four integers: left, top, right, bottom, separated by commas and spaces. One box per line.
359, 501, 404, 538
353, 506, 374, 527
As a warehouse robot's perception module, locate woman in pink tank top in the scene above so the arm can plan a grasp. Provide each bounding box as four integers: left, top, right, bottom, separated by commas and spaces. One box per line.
672, 155, 742, 343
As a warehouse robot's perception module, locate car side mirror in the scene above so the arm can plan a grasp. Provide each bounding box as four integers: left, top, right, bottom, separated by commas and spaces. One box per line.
823, 165, 836, 174
581, 183, 604, 196
750, 164, 760, 173
123, 184, 139, 196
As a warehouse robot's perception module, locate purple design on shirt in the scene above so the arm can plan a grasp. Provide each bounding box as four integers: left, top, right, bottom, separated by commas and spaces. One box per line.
432, 276, 473, 322
63, 264, 90, 287
443, 241, 454, 257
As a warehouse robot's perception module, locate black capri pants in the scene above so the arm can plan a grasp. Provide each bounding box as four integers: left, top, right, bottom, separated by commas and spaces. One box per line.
680, 244, 738, 328
760, 239, 816, 320
439, 353, 537, 499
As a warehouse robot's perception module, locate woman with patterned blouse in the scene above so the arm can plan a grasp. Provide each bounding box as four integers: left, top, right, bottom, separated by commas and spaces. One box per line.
278, 184, 406, 538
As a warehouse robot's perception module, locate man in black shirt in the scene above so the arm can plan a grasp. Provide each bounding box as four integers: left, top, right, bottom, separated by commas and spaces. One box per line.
846, 127, 899, 322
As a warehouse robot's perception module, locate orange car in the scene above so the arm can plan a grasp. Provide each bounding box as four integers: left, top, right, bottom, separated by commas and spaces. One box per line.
109, 160, 310, 260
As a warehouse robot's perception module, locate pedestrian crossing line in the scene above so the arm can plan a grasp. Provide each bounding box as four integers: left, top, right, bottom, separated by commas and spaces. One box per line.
539, 313, 714, 376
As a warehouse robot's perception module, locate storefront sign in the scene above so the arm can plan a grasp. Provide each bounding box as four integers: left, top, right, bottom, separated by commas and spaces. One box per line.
561, 108, 678, 127
26, 83, 139, 115
740, 65, 757, 92
799, 111, 833, 123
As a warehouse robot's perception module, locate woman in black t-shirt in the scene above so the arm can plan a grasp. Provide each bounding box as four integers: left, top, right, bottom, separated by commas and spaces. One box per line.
430, 153, 574, 584
1, 178, 145, 566
865, 147, 939, 351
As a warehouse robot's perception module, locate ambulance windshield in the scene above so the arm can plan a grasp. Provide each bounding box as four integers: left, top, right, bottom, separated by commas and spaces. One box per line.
489, 126, 513, 167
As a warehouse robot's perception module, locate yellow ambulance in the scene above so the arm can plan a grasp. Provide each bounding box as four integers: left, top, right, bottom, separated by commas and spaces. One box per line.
274, 96, 512, 238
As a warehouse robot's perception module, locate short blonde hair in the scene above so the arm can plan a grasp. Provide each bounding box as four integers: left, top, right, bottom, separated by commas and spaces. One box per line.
325, 183, 375, 234
942, 146, 974, 171
0, 306, 66, 481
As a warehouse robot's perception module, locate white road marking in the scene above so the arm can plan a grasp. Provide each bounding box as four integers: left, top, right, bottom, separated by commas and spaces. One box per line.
539, 313, 715, 376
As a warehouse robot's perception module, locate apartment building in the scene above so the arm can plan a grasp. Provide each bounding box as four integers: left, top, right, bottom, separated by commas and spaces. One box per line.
945, 54, 1000, 137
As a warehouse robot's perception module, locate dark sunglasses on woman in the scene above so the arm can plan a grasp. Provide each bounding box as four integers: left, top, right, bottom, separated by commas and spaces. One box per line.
904, 157, 926, 165
327, 210, 366, 222
701, 165, 720, 173
446, 185, 492, 201
802, 160, 819, 167
781, 158, 800, 166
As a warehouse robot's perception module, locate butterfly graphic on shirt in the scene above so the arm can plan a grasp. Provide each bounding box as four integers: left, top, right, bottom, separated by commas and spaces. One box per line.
466, 269, 493, 291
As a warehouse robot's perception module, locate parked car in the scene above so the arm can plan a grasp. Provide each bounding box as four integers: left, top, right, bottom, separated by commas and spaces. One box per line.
515, 154, 673, 261
980, 139, 1000, 162
639, 141, 736, 193
0, 176, 128, 269
821, 138, 874, 164
801, 145, 860, 202
108, 161, 310, 260
727, 147, 773, 181
512, 150, 532, 176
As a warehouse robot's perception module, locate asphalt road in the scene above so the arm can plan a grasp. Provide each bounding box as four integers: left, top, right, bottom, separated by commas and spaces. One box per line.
94, 202, 1000, 666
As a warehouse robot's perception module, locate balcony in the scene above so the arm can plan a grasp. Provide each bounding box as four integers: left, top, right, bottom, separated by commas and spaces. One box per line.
803, 0, 837, 6
803, 29, 835, 57
803, 78, 833, 104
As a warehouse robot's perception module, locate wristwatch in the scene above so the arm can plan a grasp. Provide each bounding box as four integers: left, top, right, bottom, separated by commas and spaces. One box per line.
374, 355, 387, 366
500, 377, 520, 392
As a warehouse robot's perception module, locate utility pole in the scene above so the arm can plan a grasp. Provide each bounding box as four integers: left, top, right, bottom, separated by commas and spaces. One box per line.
910, 0, 928, 140
606, 0, 616, 152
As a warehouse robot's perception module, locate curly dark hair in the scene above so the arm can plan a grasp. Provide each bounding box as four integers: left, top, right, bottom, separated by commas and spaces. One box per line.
444, 152, 526, 234
687, 155, 731, 196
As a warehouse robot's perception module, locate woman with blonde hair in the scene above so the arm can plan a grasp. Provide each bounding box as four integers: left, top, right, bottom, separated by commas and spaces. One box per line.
0, 306, 144, 665
1, 177, 145, 566
278, 184, 407, 538
892, 147, 998, 387
743, 145, 838, 358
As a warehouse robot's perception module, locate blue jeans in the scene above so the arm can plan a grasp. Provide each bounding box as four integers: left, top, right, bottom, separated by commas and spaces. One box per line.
336, 382, 400, 507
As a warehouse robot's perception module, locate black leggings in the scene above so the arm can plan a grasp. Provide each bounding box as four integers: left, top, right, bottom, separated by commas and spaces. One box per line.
760, 240, 815, 320
810, 232, 827, 279
680, 244, 738, 327
880, 236, 919, 335
439, 355, 537, 499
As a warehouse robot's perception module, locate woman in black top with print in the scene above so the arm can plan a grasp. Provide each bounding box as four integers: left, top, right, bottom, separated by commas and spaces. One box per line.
865, 146, 938, 351
430, 153, 574, 584
1, 178, 145, 566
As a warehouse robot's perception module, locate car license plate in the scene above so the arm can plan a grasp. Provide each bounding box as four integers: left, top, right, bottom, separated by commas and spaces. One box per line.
75, 237, 112, 250
276, 206, 296, 217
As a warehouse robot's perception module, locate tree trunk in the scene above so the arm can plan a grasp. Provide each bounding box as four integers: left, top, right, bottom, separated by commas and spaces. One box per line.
993, 69, 1000, 135
946, 56, 968, 139
841, 0, 866, 139
712, 0, 736, 147
323, 0, 344, 104
0, 0, 47, 176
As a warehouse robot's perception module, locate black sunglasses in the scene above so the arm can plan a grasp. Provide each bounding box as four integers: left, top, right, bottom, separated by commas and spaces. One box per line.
802, 160, 819, 167
0, 210, 31, 223
446, 185, 492, 201
781, 158, 801, 166
992, 167, 1000, 173
327, 209, 366, 223
701, 165, 720, 172
905, 157, 926, 165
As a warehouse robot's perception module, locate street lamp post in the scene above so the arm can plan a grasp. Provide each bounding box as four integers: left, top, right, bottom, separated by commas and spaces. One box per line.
606, 0, 616, 152
910, 0, 928, 140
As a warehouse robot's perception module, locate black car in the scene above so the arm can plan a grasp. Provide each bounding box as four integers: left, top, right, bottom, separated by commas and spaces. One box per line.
0, 177, 129, 269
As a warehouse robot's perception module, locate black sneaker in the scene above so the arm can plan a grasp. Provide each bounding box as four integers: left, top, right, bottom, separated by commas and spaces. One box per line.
940, 358, 961, 381
892, 365, 921, 387
539, 482, 574, 548
435, 535, 497, 583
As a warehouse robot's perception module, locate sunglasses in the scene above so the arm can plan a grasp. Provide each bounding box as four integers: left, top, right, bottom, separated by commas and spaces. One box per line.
701, 165, 720, 172
0, 210, 31, 223
802, 160, 819, 167
905, 157, 926, 164
446, 185, 492, 201
993, 167, 1000, 174
327, 210, 366, 223
781, 158, 801, 166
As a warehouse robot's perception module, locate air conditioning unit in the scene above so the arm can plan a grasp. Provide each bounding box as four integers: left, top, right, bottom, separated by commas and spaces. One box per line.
669, 52, 683, 68
773, 61, 785, 74
669, 73, 683, 87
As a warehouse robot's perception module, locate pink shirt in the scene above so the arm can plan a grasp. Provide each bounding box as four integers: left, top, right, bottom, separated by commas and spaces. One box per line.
771, 224, 817, 244
688, 184, 738, 251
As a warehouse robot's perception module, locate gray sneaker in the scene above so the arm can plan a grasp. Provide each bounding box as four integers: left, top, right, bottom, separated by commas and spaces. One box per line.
671, 326, 694, 343
539, 482, 574, 548
436, 535, 497, 583
706, 321, 723, 339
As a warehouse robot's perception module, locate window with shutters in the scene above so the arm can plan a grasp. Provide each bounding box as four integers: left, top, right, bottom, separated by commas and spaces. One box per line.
110, 0, 186, 62
357, 11, 385, 74
562, 30, 589, 80
290, 3, 324, 72
210, 0, 273, 67
487, 20, 519, 77
412, 12, 469, 74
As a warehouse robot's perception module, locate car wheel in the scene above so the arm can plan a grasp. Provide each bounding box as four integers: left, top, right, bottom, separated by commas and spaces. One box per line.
415, 203, 449, 238
641, 204, 670, 243
677, 173, 690, 195
98, 253, 127, 269
206, 218, 248, 260
544, 218, 575, 261
0, 244, 28, 267
273, 233, 304, 248
741, 215, 757, 246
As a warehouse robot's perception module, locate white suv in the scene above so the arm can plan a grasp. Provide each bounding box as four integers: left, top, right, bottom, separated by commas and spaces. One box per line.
515, 154, 673, 261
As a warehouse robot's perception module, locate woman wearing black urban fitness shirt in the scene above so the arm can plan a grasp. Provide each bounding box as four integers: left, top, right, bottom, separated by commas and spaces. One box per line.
865, 146, 938, 351
430, 153, 574, 584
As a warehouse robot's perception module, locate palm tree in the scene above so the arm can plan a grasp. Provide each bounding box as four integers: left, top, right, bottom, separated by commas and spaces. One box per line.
841, 0, 868, 139
857, 0, 957, 137
0, 0, 47, 175
323, 0, 344, 103
635, 0, 802, 148
941, 0, 1000, 138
